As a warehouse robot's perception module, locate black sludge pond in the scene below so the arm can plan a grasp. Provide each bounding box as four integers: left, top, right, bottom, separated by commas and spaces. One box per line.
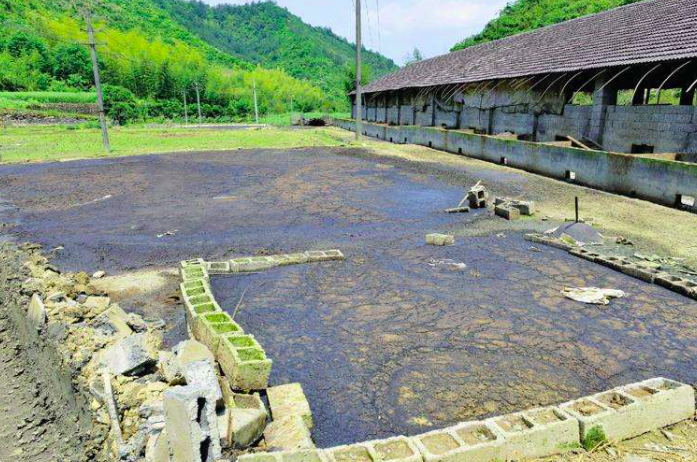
0, 147, 695, 447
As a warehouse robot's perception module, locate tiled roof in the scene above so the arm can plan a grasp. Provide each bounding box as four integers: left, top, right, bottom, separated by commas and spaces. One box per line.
361, 0, 697, 94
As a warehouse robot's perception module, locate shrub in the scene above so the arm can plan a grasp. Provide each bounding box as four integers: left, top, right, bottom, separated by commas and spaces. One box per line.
583, 426, 607, 451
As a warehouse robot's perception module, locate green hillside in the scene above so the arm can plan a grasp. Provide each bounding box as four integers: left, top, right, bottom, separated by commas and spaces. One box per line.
155, 0, 398, 102
0, 0, 393, 122
452, 0, 643, 51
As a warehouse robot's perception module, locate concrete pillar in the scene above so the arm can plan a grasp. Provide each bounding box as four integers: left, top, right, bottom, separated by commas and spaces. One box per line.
430, 92, 437, 126
588, 76, 618, 146
397, 92, 402, 126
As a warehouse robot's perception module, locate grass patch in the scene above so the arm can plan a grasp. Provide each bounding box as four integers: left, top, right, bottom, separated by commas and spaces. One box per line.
583, 426, 608, 451
0, 125, 353, 163
0, 92, 97, 104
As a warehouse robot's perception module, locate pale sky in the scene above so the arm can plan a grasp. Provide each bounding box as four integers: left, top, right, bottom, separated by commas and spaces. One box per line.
199, 0, 510, 65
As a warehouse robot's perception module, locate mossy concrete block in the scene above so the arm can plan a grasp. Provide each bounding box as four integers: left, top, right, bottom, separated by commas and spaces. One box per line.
568, 248, 601, 262
191, 312, 243, 355
268, 383, 313, 430
182, 278, 209, 292
328, 443, 377, 462
285, 253, 310, 265
655, 274, 697, 297
560, 379, 694, 445
490, 407, 579, 460
264, 414, 314, 451
412, 423, 504, 462
239, 449, 329, 462
306, 250, 345, 262
366, 436, 422, 462
206, 261, 231, 274
218, 342, 272, 391
180, 264, 209, 282
426, 234, 455, 246
524, 234, 574, 251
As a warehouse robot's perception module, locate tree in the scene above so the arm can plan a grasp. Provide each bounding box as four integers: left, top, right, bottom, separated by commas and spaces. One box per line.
53, 43, 92, 83
342, 63, 372, 96
404, 48, 424, 66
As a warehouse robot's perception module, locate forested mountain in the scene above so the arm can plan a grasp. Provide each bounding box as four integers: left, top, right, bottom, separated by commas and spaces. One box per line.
155, 0, 397, 102
452, 0, 643, 51
0, 0, 395, 121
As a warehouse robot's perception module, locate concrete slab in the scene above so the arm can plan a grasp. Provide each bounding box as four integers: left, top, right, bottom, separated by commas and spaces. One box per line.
27, 294, 47, 329
264, 414, 314, 451
98, 332, 157, 376
268, 383, 314, 430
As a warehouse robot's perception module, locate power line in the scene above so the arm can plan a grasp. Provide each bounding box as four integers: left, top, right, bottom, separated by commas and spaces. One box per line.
375, 0, 382, 54
363, 0, 373, 49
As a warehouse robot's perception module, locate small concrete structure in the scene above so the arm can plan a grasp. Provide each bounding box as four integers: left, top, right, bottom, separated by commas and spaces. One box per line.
239, 449, 329, 462
264, 415, 315, 451
494, 205, 521, 221
367, 436, 422, 462
224, 392, 268, 449
191, 312, 244, 355
217, 337, 272, 391
268, 383, 314, 430
426, 234, 455, 246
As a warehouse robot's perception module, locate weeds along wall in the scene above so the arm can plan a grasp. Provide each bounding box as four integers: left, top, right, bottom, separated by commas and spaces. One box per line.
334, 119, 697, 214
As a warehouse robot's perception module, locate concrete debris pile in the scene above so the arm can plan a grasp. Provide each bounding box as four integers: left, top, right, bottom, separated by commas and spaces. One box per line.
467, 181, 489, 209
494, 197, 536, 221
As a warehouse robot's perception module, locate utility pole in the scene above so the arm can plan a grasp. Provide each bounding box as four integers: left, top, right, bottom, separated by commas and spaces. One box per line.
195, 81, 202, 125
183, 88, 188, 125
355, 0, 363, 141
85, 12, 110, 153
253, 79, 259, 124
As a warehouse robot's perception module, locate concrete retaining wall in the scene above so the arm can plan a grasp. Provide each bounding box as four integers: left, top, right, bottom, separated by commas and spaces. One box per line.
336, 119, 697, 213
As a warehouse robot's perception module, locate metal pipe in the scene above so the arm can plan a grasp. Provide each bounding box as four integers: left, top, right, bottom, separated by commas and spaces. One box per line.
558, 71, 584, 98
597, 66, 632, 93
656, 60, 692, 104
630, 63, 663, 105
568, 69, 607, 103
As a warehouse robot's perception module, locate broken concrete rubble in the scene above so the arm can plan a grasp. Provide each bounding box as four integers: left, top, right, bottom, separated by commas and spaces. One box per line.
494, 205, 520, 221
467, 182, 489, 209
562, 287, 626, 305
27, 293, 47, 328
226, 392, 268, 449
97, 332, 158, 376
92, 303, 134, 337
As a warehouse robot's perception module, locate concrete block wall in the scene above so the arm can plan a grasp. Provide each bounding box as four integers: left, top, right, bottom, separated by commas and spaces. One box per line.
240, 377, 695, 462
604, 105, 697, 153
434, 107, 459, 129
334, 119, 697, 213
492, 110, 535, 136
538, 105, 593, 142
460, 107, 489, 132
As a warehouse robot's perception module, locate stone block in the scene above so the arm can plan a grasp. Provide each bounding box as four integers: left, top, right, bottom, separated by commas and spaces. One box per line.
284, 253, 311, 266
426, 234, 455, 246
145, 429, 170, 462
159, 351, 185, 385
366, 436, 422, 462
191, 312, 244, 356
509, 200, 536, 216
306, 250, 345, 263
27, 294, 47, 329
560, 379, 695, 445
265, 415, 314, 451
206, 262, 231, 275
595, 256, 630, 272
268, 383, 313, 430
218, 340, 272, 391
182, 359, 223, 405
182, 278, 210, 292
494, 205, 521, 221
228, 392, 268, 449
163, 385, 222, 462
175, 339, 216, 367
490, 407, 579, 460
328, 444, 377, 462
98, 332, 158, 376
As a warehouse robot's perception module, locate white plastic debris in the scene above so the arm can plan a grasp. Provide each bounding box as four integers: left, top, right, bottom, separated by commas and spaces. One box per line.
562, 287, 626, 305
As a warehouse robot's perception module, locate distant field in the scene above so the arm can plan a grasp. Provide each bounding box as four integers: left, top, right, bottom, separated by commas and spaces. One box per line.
0, 92, 98, 104
0, 124, 354, 163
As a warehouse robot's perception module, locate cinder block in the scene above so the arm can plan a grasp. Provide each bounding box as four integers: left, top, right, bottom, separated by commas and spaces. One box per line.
180, 258, 205, 269
490, 407, 579, 460
265, 414, 315, 451
206, 261, 231, 274
182, 278, 209, 292
268, 383, 314, 430
366, 436, 422, 462
509, 200, 536, 216
426, 234, 455, 246
494, 205, 521, 221
225, 392, 268, 449
412, 423, 505, 462
561, 379, 694, 445
239, 449, 330, 462
617, 263, 659, 283
191, 312, 244, 355
180, 264, 209, 282
218, 340, 272, 391
230, 256, 278, 273
595, 256, 629, 272
655, 274, 697, 297
328, 443, 378, 462
568, 248, 601, 262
